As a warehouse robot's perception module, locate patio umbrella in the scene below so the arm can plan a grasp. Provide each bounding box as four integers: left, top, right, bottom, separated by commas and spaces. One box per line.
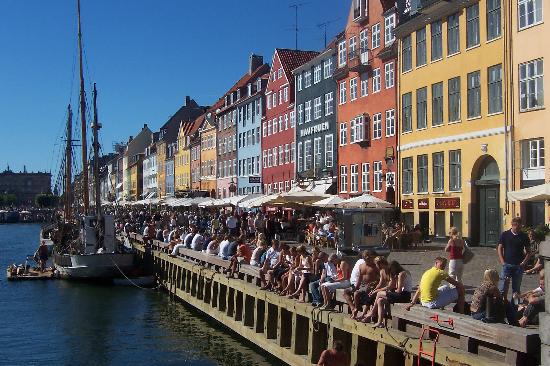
311, 196, 344, 208
278, 187, 329, 203
239, 194, 280, 208
340, 193, 393, 209
508, 182, 550, 202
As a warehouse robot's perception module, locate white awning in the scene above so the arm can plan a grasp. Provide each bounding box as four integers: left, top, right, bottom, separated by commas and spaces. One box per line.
508, 183, 550, 202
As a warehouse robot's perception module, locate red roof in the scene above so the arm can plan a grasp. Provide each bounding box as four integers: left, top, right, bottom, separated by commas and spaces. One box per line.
217, 63, 270, 113
276, 48, 320, 81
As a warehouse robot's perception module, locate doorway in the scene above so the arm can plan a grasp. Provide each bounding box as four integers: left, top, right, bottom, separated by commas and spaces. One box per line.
418, 212, 429, 241
474, 157, 501, 246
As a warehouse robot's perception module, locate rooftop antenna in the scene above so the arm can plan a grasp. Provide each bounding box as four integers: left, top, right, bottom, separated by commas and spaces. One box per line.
317, 18, 341, 48
289, 2, 308, 50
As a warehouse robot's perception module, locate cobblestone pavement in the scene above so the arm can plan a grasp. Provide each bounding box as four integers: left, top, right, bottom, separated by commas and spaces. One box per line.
385, 244, 540, 300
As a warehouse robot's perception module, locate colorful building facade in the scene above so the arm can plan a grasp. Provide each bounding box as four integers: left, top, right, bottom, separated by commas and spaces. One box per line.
336, 0, 398, 203
199, 111, 218, 197
396, 0, 510, 245
511, 0, 548, 227
262, 49, 318, 194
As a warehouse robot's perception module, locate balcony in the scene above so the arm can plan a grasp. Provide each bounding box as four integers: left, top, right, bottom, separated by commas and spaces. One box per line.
333, 64, 349, 80
352, 0, 368, 23
348, 49, 371, 73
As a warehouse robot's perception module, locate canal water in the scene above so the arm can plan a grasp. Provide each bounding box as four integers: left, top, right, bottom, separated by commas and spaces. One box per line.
0, 224, 285, 366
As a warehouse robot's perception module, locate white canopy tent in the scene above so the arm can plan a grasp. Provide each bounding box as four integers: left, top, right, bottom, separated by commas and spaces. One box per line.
310, 196, 344, 208
340, 193, 393, 209
508, 182, 550, 202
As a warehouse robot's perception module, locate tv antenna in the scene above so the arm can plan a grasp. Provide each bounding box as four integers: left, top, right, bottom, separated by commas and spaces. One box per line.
317, 18, 341, 48
289, 2, 309, 50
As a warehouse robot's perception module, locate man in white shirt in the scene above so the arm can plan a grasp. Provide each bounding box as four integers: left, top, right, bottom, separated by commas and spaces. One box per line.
191, 230, 205, 251
259, 240, 280, 289
226, 214, 239, 236
218, 235, 231, 259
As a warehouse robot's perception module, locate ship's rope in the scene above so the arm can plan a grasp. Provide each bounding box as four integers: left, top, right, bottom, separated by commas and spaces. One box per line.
109, 256, 157, 291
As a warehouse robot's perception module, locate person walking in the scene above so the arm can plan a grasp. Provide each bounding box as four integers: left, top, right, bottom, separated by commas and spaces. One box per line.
445, 227, 464, 283
497, 217, 531, 300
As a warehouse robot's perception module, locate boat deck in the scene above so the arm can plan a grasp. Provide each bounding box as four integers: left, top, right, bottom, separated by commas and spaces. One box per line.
6, 268, 57, 281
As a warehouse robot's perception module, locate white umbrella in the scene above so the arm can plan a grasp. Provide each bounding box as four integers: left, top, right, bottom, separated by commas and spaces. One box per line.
240, 194, 280, 208
278, 187, 329, 203
508, 182, 550, 202
340, 193, 393, 209
311, 196, 344, 208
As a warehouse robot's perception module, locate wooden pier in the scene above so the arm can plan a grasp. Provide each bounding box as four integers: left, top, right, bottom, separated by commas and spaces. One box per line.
130, 234, 540, 366
6, 268, 56, 281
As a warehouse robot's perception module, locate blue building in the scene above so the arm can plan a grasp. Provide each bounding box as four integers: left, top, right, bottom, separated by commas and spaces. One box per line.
235, 56, 269, 195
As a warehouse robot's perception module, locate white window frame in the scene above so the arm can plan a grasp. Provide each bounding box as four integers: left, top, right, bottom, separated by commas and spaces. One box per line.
340, 165, 348, 192
339, 81, 347, 104
361, 163, 370, 192
324, 58, 333, 78
350, 77, 358, 101
372, 68, 381, 93
350, 164, 359, 192
519, 59, 544, 111
338, 41, 347, 67
385, 109, 395, 137
384, 62, 394, 89
372, 23, 381, 49
297, 142, 303, 172
518, 0, 543, 30
372, 113, 382, 140
361, 74, 368, 97
325, 92, 334, 115
313, 97, 322, 119
296, 74, 303, 91
373, 161, 383, 192
304, 70, 312, 88
305, 100, 312, 122
339, 122, 347, 146
384, 13, 396, 45
325, 134, 333, 168
314, 64, 322, 84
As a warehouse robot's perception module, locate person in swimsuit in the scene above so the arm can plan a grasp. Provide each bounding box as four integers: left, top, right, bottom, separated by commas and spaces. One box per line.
317, 340, 350, 366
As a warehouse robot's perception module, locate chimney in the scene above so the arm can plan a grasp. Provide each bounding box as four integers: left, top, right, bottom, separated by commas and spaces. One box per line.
249, 54, 263, 75
128, 136, 133, 143
143, 123, 148, 130
185, 96, 191, 106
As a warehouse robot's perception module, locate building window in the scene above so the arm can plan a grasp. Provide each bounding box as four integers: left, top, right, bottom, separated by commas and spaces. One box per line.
338, 41, 347, 67
296, 74, 303, 91
339, 122, 347, 145
305, 100, 312, 122
523, 139, 545, 168
372, 113, 382, 139
304, 140, 312, 171
272, 118, 278, 134
487, 0, 501, 40
384, 13, 396, 45
350, 77, 358, 100
488, 64, 503, 114
402, 92, 412, 132
431, 20, 443, 61
314, 64, 322, 84
432, 82, 444, 126
284, 86, 288, 102
372, 23, 380, 49
520, 59, 544, 111
350, 118, 356, 142
372, 68, 381, 93
351, 115, 364, 143
447, 13, 460, 54
433, 151, 444, 192
297, 104, 304, 125
417, 154, 428, 193
340, 165, 348, 192
314, 97, 322, 119
339, 81, 347, 104
402, 35, 412, 72
324, 57, 333, 78
314, 137, 322, 170
449, 150, 462, 191
304, 71, 312, 88
385, 62, 394, 88
467, 71, 481, 118
361, 163, 370, 192
386, 109, 395, 136
325, 134, 333, 168
361, 73, 368, 96
350, 164, 359, 192
466, 3, 480, 48
349, 36, 357, 58
325, 92, 334, 115
279, 145, 284, 165
290, 111, 296, 127
284, 114, 289, 130
291, 142, 295, 163
272, 92, 277, 106
373, 161, 383, 192
297, 142, 303, 172
448, 77, 461, 122
416, 87, 427, 129
416, 27, 426, 67
518, 0, 543, 29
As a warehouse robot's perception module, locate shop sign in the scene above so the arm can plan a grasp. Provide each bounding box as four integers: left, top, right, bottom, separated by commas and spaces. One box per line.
300, 121, 329, 137
418, 198, 429, 209
401, 199, 414, 209
249, 176, 261, 184
435, 197, 460, 209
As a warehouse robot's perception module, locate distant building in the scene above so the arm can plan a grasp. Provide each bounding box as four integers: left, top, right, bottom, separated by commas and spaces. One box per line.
123, 124, 153, 201
0, 166, 51, 205
142, 132, 159, 199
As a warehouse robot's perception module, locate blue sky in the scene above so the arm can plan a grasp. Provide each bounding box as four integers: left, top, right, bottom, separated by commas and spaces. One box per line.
0, 0, 348, 175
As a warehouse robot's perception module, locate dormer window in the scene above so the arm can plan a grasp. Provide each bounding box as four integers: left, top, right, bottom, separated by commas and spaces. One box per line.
236, 88, 241, 100
248, 83, 252, 96
230, 93, 234, 104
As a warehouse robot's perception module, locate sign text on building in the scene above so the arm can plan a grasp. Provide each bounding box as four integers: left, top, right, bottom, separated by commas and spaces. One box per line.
299, 121, 329, 137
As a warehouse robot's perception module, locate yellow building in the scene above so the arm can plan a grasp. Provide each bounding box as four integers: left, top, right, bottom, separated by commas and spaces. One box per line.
396, 0, 512, 245
199, 112, 218, 197
174, 121, 192, 194
511, 0, 548, 227
156, 140, 166, 198
128, 154, 143, 201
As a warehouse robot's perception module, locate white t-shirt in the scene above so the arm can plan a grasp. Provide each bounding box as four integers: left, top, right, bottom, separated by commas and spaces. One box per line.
324, 262, 337, 279
143, 226, 150, 237
226, 216, 238, 229
206, 241, 219, 255
265, 247, 280, 267
191, 234, 204, 251
218, 240, 230, 258
350, 259, 365, 287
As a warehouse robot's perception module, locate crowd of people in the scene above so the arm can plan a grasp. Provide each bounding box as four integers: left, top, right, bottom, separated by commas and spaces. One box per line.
115, 206, 545, 365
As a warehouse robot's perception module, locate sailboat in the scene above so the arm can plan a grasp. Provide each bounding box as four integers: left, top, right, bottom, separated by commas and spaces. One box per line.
47, 0, 134, 279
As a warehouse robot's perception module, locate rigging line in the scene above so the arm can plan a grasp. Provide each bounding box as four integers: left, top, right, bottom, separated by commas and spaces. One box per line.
109, 257, 155, 291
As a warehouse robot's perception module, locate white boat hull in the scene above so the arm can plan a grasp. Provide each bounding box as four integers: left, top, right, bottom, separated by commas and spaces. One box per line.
54, 253, 134, 279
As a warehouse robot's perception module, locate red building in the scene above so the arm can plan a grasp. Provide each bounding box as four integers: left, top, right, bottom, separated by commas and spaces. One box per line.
262, 49, 318, 194
335, 0, 398, 204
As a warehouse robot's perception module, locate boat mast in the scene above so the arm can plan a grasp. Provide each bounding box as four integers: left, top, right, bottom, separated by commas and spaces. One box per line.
77, 0, 89, 215
64, 105, 73, 221
92, 83, 101, 218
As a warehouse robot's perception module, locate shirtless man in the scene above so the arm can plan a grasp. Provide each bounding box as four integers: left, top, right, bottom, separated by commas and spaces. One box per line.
343, 250, 380, 319
317, 340, 350, 366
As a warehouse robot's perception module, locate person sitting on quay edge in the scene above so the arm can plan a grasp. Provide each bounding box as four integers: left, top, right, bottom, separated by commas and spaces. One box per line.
406, 257, 465, 313
191, 228, 205, 251
309, 253, 337, 307
226, 237, 253, 278
250, 238, 267, 267
342, 250, 378, 320
470, 269, 504, 323
497, 216, 531, 301
355, 256, 391, 323
218, 235, 231, 259
259, 239, 281, 290
205, 235, 219, 255
508, 270, 545, 327
317, 340, 350, 366
320, 255, 351, 309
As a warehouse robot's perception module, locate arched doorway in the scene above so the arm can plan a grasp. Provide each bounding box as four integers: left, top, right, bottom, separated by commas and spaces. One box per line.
472, 156, 501, 246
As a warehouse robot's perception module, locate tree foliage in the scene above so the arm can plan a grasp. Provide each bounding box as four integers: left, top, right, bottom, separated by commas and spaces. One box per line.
35, 194, 58, 208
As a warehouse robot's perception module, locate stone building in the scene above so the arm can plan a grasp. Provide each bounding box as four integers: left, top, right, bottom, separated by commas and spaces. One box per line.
0, 166, 51, 205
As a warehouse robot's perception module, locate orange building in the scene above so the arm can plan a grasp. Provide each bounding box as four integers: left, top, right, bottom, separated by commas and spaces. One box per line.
335, 0, 398, 204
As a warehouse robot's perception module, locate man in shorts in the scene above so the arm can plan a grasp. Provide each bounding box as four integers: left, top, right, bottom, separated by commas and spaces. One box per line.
406, 257, 465, 313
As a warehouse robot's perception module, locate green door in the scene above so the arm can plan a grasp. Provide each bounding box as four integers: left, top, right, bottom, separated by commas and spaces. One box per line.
480, 186, 500, 246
